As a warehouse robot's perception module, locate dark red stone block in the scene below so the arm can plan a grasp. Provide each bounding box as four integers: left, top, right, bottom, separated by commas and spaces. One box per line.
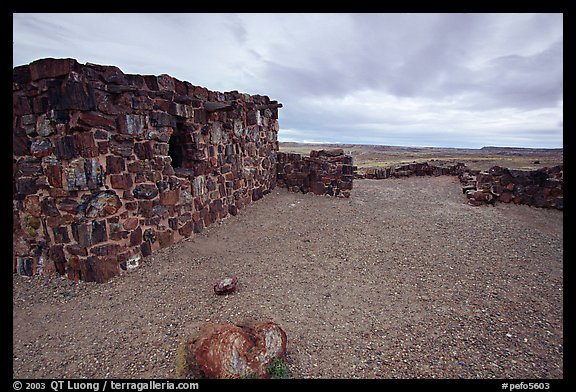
13, 95, 33, 117
252, 187, 264, 201
246, 110, 260, 127
160, 189, 180, 206
130, 226, 142, 246
81, 255, 120, 283
124, 201, 137, 211
157, 230, 174, 248
48, 188, 69, 198
499, 191, 513, 203
90, 243, 121, 256
52, 226, 71, 244
109, 136, 134, 157
91, 220, 108, 244
65, 244, 88, 256
78, 111, 116, 130
94, 129, 109, 140
123, 217, 139, 231
13, 134, 32, 156
83, 158, 104, 190
143, 75, 159, 90
17, 158, 43, 177
71, 222, 91, 248
105, 155, 125, 174
310, 181, 326, 195
28, 58, 78, 81
48, 244, 67, 275
41, 198, 60, 217
168, 217, 179, 230
110, 173, 133, 190
134, 142, 154, 160
54, 135, 78, 159
132, 95, 154, 111
153, 98, 171, 112
137, 200, 154, 217
47, 80, 97, 111
108, 227, 129, 241
32, 96, 50, 114
13, 65, 31, 85
97, 141, 109, 154
57, 198, 79, 213
16, 177, 38, 195
74, 132, 98, 158
140, 241, 152, 257
178, 221, 193, 237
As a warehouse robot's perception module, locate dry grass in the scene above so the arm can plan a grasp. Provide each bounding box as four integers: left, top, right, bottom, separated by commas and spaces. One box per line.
279, 142, 563, 171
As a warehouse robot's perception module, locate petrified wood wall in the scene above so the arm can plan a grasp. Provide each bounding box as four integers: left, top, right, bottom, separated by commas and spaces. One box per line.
460, 165, 563, 209
13, 58, 282, 282
276, 149, 354, 198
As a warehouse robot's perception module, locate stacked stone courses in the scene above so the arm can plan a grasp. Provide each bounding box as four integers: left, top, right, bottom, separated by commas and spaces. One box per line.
358, 161, 563, 209
276, 149, 354, 198
13, 58, 283, 282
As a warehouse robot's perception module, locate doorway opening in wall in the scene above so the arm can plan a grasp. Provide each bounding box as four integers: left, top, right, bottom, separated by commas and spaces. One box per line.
168, 120, 194, 177
168, 128, 184, 169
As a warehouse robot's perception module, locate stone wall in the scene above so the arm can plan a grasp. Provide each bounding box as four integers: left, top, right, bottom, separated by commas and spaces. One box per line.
357, 161, 467, 179
356, 160, 563, 210
460, 165, 563, 209
13, 58, 282, 282
276, 149, 354, 198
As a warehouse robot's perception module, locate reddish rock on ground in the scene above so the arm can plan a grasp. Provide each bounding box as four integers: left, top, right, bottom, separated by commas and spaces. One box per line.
213, 276, 238, 295
177, 321, 287, 379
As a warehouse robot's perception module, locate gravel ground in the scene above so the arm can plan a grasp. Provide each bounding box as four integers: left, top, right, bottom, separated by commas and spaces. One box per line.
13, 176, 563, 379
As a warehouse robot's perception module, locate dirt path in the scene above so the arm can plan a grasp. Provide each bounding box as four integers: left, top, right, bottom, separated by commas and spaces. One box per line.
13, 177, 563, 379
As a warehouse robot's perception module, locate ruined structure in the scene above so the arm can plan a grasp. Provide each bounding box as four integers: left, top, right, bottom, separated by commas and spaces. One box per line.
13, 58, 285, 282
14, 58, 560, 284
357, 161, 563, 209
460, 165, 563, 209
276, 149, 354, 198
13, 58, 355, 283
358, 161, 467, 179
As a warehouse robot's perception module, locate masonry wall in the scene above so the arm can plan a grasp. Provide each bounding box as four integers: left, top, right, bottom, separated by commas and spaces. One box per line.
460, 165, 563, 209
356, 160, 563, 209
13, 58, 282, 282
357, 161, 467, 179
276, 149, 354, 198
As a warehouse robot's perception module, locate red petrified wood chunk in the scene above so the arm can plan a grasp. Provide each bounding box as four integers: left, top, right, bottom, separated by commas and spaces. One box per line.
213, 276, 238, 295
178, 321, 288, 378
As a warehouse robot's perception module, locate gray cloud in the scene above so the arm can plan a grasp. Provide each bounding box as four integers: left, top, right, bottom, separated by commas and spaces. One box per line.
13, 13, 563, 148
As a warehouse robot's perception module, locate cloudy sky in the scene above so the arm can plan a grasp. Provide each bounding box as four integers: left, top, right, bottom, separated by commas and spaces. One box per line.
13, 13, 563, 148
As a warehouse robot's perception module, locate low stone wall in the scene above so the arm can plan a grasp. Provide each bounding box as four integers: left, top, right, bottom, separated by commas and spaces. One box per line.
460, 165, 563, 209
357, 161, 466, 179
276, 149, 354, 198
356, 160, 563, 210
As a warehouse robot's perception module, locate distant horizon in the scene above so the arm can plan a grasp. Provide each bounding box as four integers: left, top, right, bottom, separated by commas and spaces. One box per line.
278, 140, 563, 151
